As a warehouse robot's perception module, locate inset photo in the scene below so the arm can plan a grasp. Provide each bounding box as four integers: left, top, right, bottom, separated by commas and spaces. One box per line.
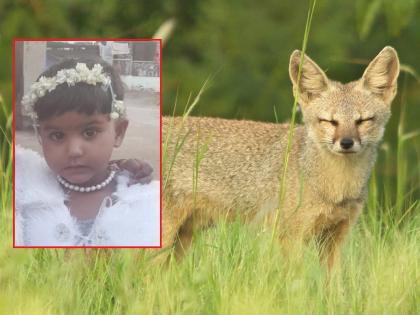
13, 39, 161, 247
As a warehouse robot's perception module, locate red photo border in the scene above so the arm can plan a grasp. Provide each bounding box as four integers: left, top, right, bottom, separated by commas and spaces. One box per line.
12, 38, 162, 249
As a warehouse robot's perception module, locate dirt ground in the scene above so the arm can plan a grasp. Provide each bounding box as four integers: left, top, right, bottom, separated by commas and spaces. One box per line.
15, 90, 160, 180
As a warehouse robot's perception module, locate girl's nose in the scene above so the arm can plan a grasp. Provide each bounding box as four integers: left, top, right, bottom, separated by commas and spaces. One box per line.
67, 138, 84, 158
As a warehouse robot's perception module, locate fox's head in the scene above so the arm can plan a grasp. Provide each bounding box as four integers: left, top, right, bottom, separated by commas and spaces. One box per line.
289, 46, 400, 155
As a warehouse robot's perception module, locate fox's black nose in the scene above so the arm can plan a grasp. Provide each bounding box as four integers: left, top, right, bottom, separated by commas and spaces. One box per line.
340, 138, 354, 150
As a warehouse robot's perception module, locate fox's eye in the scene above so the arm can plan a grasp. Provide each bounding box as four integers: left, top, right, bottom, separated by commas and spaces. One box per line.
356, 117, 375, 126
49, 131, 64, 141
318, 118, 338, 126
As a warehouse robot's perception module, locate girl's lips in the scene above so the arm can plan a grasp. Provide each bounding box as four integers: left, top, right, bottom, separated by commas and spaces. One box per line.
64, 165, 89, 170
61, 166, 94, 185
63, 165, 91, 174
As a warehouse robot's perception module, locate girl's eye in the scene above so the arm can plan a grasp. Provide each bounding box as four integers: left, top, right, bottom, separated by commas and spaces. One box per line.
49, 132, 64, 141
318, 118, 338, 126
83, 128, 98, 138
356, 117, 375, 126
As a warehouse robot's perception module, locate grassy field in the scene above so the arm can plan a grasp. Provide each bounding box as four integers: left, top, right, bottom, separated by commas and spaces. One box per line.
2, 78, 419, 315
0, 176, 418, 314
1, 3, 419, 314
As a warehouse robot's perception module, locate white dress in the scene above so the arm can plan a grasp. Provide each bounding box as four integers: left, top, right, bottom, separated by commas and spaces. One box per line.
15, 146, 160, 247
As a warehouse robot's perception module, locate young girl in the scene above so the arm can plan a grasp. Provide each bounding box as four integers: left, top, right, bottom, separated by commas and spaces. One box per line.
15, 59, 160, 246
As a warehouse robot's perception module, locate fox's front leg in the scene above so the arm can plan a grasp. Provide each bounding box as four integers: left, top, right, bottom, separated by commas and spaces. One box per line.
318, 219, 351, 271
317, 205, 362, 271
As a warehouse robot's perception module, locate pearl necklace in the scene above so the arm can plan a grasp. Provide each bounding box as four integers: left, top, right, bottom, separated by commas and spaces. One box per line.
57, 170, 116, 192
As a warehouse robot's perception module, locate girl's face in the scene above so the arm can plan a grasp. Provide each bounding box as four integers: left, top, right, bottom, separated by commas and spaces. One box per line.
38, 112, 128, 185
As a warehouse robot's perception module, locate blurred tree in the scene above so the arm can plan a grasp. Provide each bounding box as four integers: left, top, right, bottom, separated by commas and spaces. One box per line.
0, 0, 418, 202
1, 0, 418, 121
162, 0, 419, 125
356, 0, 419, 39
0, 0, 169, 102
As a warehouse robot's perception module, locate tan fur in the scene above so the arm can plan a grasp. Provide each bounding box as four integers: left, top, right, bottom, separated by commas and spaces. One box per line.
162, 47, 400, 269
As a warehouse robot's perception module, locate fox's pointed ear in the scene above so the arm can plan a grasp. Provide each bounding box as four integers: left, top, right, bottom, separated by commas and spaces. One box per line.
289, 50, 329, 104
361, 46, 400, 104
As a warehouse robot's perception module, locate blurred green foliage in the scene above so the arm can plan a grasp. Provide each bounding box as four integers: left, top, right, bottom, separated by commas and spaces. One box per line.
0, 0, 419, 199
0, 0, 419, 118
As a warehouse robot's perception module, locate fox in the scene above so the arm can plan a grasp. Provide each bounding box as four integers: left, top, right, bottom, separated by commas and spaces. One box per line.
162, 46, 400, 270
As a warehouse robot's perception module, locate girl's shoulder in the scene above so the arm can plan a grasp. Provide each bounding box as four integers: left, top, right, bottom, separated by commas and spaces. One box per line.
114, 171, 160, 202
97, 173, 160, 246
15, 146, 65, 207
16, 145, 45, 168
16, 146, 53, 179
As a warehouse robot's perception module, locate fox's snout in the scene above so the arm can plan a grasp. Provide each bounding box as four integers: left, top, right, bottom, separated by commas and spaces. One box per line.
332, 133, 361, 154
339, 138, 354, 150
333, 124, 362, 153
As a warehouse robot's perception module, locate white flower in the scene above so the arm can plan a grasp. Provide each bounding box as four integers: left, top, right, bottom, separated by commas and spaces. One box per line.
38, 76, 47, 84
22, 103, 31, 114
79, 71, 89, 81
110, 112, 120, 119
92, 64, 103, 76
76, 63, 89, 73
22, 95, 30, 105
31, 81, 41, 91
30, 92, 37, 102
66, 69, 80, 85
56, 70, 67, 84
102, 76, 111, 86
76, 63, 90, 82
38, 76, 56, 91
48, 82, 58, 92
114, 100, 124, 110
86, 74, 97, 85
22, 63, 114, 121
37, 89, 46, 97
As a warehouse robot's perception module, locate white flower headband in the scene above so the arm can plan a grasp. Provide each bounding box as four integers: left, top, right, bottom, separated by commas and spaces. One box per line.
22, 63, 125, 121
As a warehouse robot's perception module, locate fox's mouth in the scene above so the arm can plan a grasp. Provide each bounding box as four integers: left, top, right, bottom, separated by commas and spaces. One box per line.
337, 150, 357, 154
327, 146, 361, 155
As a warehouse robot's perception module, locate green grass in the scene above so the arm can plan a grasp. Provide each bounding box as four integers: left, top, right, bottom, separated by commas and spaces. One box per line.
3, 85, 419, 315
0, 205, 418, 314
2, 105, 420, 314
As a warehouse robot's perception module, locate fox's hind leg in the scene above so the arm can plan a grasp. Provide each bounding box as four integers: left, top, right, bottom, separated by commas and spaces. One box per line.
163, 190, 224, 261
174, 207, 217, 259
160, 193, 215, 262
173, 214, 195, 259
159, 200, 193, 263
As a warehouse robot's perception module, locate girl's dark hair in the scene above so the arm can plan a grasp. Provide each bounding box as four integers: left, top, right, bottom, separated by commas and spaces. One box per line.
33, 58, 124, 121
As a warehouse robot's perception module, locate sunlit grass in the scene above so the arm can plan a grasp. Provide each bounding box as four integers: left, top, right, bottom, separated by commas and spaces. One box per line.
1, 92, 419, 315
1, 93, 12, 248
0, 206, 418, 314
